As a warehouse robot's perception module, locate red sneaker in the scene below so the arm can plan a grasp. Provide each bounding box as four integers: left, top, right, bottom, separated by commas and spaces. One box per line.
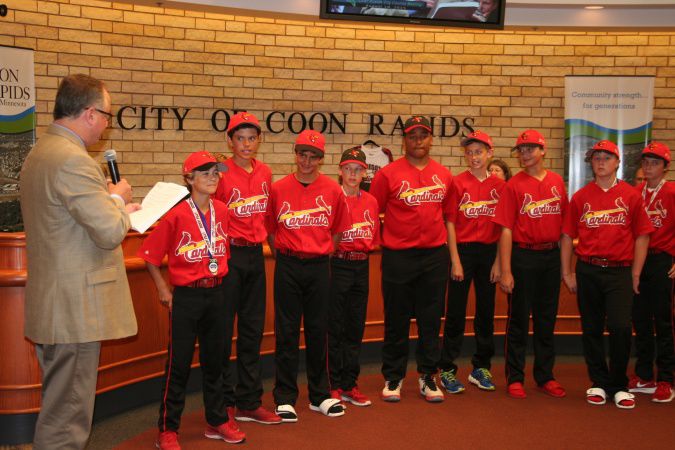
205, 421, 246, 444
330, 389, 343, 400
235, 406, 282, 424
341, 386, 372, 407
156, 431, 181, 450
539, 380, 566, 398
226, 406, 237, 425
507, 382, 527, 399
652, 382, 675, 403
628, 375, 657, 394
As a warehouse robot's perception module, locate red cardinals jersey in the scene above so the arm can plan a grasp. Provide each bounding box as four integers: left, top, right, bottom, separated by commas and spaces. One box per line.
266, 174, 349, 255
138, 200, 229, 286
493, 170, 568, 244
336, 190, 380, 253
370, 157, 452, 250
214, 158, 271, 244
447, 171, 505, 244
563, 180, 653, 261
636, 180, 675, 256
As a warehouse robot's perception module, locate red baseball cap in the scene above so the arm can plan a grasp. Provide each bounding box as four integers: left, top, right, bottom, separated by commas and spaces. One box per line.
512, 129, 546, 153
585, 140, 620, 162
461, 130, 493, 149
403, 116, 432, 135
227, 111, 261, 134
295, 129, 325, 155
641, 141, 671, 163
182, 150, 227, 174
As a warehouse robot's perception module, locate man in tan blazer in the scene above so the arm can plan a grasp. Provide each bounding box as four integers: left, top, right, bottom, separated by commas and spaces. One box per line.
20, 74, 139, 449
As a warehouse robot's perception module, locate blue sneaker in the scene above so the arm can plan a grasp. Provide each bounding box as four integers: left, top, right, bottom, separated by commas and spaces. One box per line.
439, 369, 465, 394
468, 368, 496, 391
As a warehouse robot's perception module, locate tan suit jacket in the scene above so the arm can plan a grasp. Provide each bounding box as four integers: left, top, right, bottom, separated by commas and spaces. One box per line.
20, 124, 137, 344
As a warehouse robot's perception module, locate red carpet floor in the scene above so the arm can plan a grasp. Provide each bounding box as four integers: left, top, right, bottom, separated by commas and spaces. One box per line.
116, 363, 675, 449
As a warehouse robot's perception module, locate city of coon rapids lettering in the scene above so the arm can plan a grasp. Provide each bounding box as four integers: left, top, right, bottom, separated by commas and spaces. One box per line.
114, 106, 476, 137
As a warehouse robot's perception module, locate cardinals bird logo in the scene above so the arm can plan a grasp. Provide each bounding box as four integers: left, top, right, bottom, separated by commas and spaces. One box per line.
580, 197, 628, 228
227, 182, 269, 217
520, 186, 561, 218
647, 199, 667, 228
175, 223, 227, 263
397, 174, 446, 206
459, 188, 499, 218
277, 195, 331, 229
341, 210, 375, 242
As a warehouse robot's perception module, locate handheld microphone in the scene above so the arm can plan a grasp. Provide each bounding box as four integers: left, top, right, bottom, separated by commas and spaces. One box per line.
103, 149, 121, 184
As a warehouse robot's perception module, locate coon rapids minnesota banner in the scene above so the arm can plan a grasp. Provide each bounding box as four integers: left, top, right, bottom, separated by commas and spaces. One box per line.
0, 45, 35, 231
564, 76, 654, 196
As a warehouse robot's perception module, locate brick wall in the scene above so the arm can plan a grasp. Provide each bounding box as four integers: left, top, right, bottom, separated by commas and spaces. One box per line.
2, 0, 674, 197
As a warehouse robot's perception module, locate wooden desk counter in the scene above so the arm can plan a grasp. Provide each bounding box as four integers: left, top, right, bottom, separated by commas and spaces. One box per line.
0, 232, 581, 417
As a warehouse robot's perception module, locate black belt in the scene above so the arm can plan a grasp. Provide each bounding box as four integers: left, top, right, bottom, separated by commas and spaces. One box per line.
186, 277, 223, 288
333, 250, 369, 261
229, 237, 262, 247
278, 248, 326, 260
578, 256, 631, 268
515, 242, 558, 251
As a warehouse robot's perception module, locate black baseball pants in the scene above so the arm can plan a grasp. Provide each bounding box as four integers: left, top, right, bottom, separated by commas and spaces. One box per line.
221, 244, 267, 410
440, 242, 497, 373
633, 252, 674, 384
327, 257, 370, 391
381, 245, 449, 381
272, 253, 330, 407
158, 285, 227, 432
576, 261, 633, 396
505, 246, 560, 386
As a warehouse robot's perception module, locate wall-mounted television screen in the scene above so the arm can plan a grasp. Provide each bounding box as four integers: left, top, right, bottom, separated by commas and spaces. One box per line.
320, 1, 506, 30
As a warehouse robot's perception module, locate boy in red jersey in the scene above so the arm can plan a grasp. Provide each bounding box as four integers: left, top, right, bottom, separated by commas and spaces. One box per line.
139, 151, 245, 448
493, 129, 568, 400
628, 142, 675, 403
327, 147, 380, 407
439, 131, 505, 394
214, 112, 281, 424
370, 116, 452, 403
561, 140, 653, 409
266, 130, 349, 421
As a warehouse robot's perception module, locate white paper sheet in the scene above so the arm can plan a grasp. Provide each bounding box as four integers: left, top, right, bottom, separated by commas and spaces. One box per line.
129, 182, 189, 233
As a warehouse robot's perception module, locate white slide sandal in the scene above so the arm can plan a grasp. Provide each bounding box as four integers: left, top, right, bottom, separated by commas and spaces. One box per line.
309, 398, 345, 417
586, 387, 607, 405
614, 391, 636, 409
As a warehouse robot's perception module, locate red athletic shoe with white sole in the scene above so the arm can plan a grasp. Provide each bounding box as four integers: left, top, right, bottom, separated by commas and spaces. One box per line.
628, 375, 656, 394
204, 421, 246, 444
235, 406, 282, 424
341, 386, 372, 406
